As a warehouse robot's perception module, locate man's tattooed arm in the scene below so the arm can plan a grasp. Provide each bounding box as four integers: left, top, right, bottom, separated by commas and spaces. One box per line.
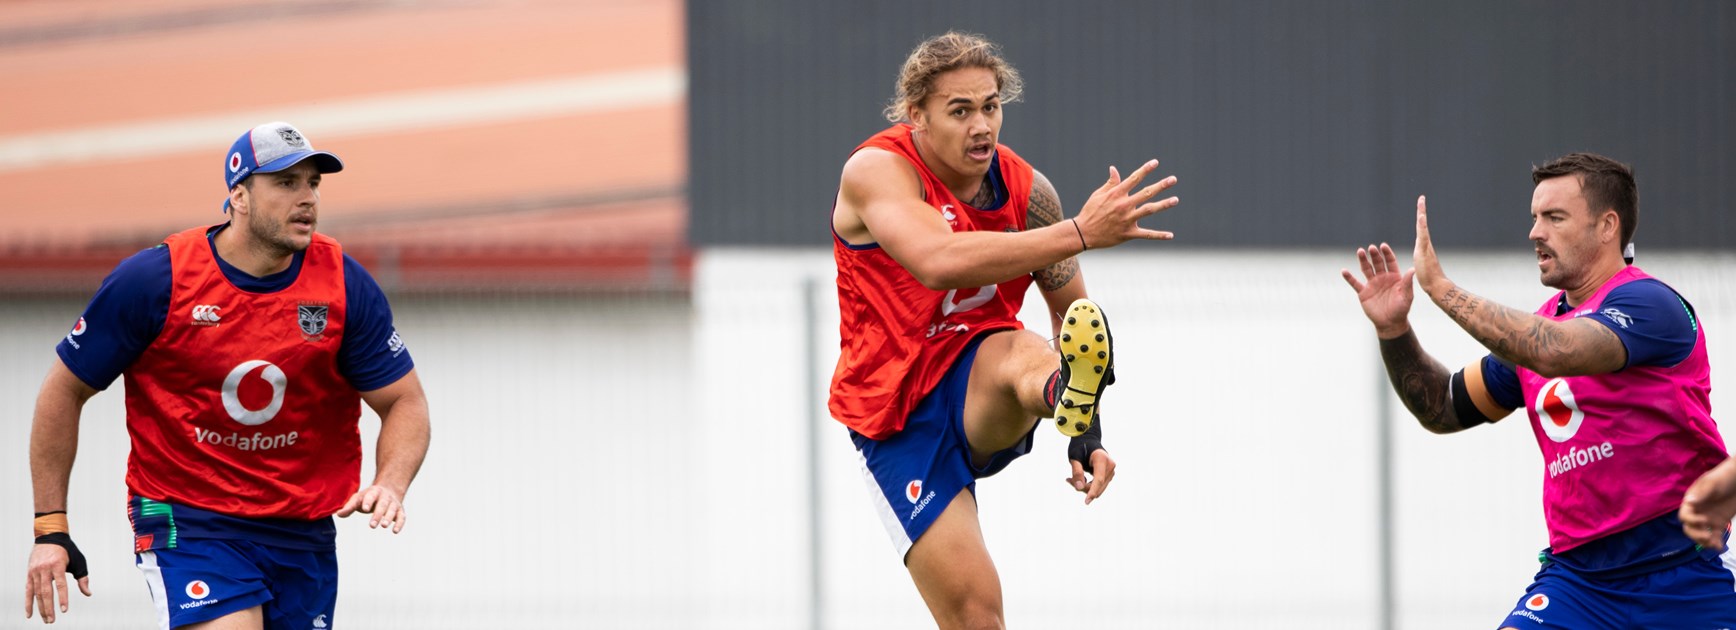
1028, 169, 1079, 292
1378, 330, 1471, 434
1432, 284, 1626, 377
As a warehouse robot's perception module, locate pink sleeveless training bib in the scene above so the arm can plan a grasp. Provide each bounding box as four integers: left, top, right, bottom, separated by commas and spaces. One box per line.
1517, 266, 1725, 551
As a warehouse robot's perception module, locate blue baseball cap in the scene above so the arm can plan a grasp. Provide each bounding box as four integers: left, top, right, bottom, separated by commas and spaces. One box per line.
222, 121, 343, 211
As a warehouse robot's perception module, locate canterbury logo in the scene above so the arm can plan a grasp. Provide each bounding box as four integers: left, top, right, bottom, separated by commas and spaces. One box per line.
191, 304, 222, 326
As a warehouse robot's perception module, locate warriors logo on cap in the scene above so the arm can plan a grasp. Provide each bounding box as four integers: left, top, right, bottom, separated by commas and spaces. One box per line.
277, 128, 305, 147
221, 122, 344, 210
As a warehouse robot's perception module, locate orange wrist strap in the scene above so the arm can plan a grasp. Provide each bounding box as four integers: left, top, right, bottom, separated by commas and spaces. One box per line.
33, 513, 68, 538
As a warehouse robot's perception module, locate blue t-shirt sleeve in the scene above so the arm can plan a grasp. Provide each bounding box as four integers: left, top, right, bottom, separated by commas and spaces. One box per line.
338, 254, 415, 391
1584, 279, 1697, 369
1479, 354, 1524, 411
55, 246, 172, 390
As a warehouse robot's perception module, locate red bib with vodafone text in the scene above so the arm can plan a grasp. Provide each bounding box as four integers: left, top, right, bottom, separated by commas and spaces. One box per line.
123, 225, 362, 520
829, 125, 1035, 440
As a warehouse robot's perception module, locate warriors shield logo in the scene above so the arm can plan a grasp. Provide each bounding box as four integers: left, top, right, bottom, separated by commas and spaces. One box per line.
297, 304, 328, 337
277, 127, 306, 147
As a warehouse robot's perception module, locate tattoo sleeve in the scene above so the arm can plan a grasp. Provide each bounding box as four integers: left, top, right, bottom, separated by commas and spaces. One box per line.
1433, 284, 1619, 375
1028, 170, 1079, 292
1378, 330, 1469, 434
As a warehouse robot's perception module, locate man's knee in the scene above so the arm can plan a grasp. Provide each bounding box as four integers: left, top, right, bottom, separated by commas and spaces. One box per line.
936, 597, 1005, 630
1006, 328, 1054, 356
977, 329, 1051, 362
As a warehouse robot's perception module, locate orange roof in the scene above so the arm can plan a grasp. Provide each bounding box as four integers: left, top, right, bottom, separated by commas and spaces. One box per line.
0, 0, 687, 292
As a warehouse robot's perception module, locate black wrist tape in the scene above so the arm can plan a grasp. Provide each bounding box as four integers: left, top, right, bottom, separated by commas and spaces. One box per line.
1067, 416, 1106, 474
34, 532, 89, 579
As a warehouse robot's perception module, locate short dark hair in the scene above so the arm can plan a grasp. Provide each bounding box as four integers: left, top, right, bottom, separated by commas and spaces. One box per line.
1531, 152, 1637, 249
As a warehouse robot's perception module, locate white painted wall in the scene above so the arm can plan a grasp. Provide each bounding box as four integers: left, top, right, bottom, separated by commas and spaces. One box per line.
1, 295, 702, 629
693, 248, 1736, 630
2, 250, 1732, 628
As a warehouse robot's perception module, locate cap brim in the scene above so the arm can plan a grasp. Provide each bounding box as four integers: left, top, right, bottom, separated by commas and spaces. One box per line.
255, 151, 344, 175
223, 151, 342, 211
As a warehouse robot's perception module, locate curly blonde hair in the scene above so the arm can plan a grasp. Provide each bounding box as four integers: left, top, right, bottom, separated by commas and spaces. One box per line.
883, 31, 1024, 123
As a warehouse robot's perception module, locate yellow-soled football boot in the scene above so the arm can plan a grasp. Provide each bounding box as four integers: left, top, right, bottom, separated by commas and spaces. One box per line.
1054, 298, 1114, 437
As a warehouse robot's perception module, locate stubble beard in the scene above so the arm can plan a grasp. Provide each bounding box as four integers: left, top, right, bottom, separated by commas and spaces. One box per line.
1539, 251, 1581, 291
247, 214, 311, 258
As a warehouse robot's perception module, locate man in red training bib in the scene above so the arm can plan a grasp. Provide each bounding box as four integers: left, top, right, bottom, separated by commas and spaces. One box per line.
23, 122, 431, 629
831, 31, 1182, 629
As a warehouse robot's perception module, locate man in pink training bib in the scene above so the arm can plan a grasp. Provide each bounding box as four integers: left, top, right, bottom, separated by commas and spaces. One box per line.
1343, 153, 1735, 629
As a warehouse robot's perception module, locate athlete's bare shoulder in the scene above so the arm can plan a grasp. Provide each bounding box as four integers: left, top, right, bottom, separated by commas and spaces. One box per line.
841, 147, 918, 196
836, 148, 923, 244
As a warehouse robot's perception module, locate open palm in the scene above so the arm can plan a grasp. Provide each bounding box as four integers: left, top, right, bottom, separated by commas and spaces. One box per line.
1342, 242, 1416, 339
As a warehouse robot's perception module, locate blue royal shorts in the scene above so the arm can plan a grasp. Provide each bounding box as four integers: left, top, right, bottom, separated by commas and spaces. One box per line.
852, 333, 1037, 560
136, 538, 337, 630
1496, 546, 1736, 629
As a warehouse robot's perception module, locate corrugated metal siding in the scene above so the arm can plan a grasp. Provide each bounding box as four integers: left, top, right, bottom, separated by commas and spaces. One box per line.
690, 0, 1733, 249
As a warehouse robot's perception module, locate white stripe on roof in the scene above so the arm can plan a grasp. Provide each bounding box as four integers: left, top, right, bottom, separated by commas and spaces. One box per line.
0, 66, 685, 173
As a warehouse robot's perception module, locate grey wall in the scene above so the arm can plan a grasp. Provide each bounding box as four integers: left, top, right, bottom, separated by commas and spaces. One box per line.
689, 0, 1734, 250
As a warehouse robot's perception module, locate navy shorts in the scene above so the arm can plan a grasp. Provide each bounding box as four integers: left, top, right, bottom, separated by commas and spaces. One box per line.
1497, 547, 1736, 629
852, 334, 1037, 559
137, 538, 337, 629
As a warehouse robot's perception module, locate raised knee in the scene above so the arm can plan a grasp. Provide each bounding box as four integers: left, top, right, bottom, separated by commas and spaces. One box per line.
1010, 329, 1052, 352
939, 599, 1004, 630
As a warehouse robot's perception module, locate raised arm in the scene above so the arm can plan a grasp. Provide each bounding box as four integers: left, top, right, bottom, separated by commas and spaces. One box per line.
1343, 242, 1496, 434
337, 368, 430, 534
835, 150, 1178, 290
1027, 169, 1087, 336
1410, 196, 1627, 377
1377, 332, 1487, 434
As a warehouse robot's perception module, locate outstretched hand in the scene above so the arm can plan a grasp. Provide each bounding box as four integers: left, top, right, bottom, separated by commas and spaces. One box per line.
337, 485, 409, 533
1411, 195, 1449, 297
1341, 241, 1416, 339
1073, 160, 1180, 249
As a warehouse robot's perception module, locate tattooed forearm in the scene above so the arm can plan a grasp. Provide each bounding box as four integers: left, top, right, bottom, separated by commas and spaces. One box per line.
1439, 286, 1479, 320
1378, 330, 1467, 434
1436, 285, 1576, 372
1028, 170, 1079, 291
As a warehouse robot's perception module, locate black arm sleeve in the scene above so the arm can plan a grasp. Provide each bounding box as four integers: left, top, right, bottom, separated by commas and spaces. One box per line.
1450, 370, 1492, 429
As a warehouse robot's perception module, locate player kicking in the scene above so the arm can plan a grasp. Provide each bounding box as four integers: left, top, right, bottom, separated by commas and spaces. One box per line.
830, 31, 1180, 629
